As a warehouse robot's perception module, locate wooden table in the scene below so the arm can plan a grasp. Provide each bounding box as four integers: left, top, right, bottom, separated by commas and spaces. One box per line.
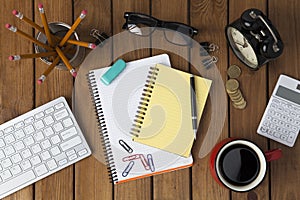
1, 0, 299, 199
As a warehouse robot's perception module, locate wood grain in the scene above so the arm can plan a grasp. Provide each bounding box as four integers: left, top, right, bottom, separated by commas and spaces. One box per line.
269, 1, 300, 199
73, 1, 113, 200
190, 0, 229, 199
34, 0, 74, 199
228, 1, 269, 200
0, 1, 34, 200
112, 0, 152, 200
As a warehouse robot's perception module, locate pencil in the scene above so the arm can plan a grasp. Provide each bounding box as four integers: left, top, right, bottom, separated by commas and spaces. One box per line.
66, 39, 96, 49
58, 10, 87, 47
38, 3, 53, 47
8, 51, 57, 61
5, 24, 53, 51
55, 46, 77, 77
37, 56, 60, 84
12, 9, 44, 33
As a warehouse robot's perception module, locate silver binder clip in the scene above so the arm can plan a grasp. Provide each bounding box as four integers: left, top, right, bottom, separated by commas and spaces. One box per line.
202, 56, 218, 69
90, 29, 109, 46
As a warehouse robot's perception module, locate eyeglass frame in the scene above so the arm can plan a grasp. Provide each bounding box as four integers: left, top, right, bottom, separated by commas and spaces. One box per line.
122, 12, 198, 46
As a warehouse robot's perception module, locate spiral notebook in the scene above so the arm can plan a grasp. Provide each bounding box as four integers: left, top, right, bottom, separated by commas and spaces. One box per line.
88, 54, 193, 184
131, 64, 212, 157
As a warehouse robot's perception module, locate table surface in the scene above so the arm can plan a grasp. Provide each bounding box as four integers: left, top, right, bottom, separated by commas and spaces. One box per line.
1, 0, 300, 200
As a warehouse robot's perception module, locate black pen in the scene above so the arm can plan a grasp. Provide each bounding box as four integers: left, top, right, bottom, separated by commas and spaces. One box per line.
190, 74, 198, 139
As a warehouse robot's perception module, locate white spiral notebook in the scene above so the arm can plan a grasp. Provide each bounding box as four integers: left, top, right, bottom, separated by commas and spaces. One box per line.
88, 54, 193, 184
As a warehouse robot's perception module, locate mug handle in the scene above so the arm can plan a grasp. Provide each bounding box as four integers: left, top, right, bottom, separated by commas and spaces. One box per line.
264, 148, 282, 162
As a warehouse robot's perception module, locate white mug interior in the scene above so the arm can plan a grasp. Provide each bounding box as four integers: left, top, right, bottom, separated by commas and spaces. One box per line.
215, 140, 267, 192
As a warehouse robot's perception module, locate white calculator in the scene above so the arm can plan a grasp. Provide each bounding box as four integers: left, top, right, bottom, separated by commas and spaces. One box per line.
257, 74, 300, 147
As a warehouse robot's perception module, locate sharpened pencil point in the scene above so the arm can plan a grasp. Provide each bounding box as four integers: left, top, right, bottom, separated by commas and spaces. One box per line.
12, 9, 18, 15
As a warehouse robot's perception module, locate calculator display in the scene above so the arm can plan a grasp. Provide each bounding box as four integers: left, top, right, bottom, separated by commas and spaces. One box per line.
276, 85, 300, 105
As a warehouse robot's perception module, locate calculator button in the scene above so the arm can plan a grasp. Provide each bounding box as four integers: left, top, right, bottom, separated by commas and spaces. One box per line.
277, 106, 283, 112
275, 112, 282, 118
266, 115, 272, 121
281, 115, 288, 121
270, 103, 277, 109
280, 134, 288, 141
287, 133, 296, 143
274, 132, 281, 138
272, 99, 280, 104
260, 127, 267, 133
269, 124, 276, 129
291, 126, 298, 132
290, 112, 297, 118
272, 118, 279, 123
268, 110, 275, 115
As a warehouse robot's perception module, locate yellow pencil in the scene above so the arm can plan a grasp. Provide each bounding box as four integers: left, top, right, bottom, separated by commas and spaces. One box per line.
37, 56, 60, 84
12, 9, 44, 33
66, 39, 96, 49
5, 24, 53, 51
8, 51, 57, 61
55, 46, 77, 77
58, 10, 87, 47
38, 3, 53, 47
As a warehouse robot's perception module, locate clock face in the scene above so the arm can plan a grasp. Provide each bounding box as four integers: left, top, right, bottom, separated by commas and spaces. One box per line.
227, 27, 258, 69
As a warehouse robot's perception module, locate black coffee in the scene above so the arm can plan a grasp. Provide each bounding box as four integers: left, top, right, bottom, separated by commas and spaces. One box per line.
218, 144, 260, 186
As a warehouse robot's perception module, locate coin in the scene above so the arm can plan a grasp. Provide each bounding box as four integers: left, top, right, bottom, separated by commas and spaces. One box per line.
233, 101, 247, 109
226, 79, 239, 91
227, 65, 241, 79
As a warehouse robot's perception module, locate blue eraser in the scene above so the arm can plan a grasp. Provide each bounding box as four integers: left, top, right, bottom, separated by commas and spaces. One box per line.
101, 59, 126, 85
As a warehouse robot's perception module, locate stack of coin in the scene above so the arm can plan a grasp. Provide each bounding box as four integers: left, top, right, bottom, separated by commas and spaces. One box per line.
226, 79, 247, 109
227, 64, 241, 79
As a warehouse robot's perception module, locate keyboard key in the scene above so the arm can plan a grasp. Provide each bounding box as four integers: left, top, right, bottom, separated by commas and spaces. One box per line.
45, 107, 54, 114
51, 135, 61, 145
44, 116, 54, 126
35, 112, 44, 119
14, 129, 26, 140
11, 165, 22, 175
34, 131, 44, 141
4, 146, 15, 156
68, 154, 77, 161
24, 136, 35, 146
58, 159, 67, 166
31, 144, 42, 154
21, 149, 32, 159
24, 125, 35, 135
4, 126, 14, 134
1, 158, 13, 168
46, 159, 58, 170
34, 120, 45, 130
30, 155, 42, 166
66, 149, 76, 156
60, 127, 77, 140
54, 109, 68, 121
53, 122, 64, 132
78, 149, 88, 157
41, 139, 51, 150
41, 151, 51, 161
43, 127, 54, 137
0, 139, 5, 147
34, 164, 48, 176
0, 131, 3, 137
11, 153, 22, 164
0, 150, 5, 159
14, 121, 25, 129
55, 102, 65, 110
20, 160, 31, 170
60, 136, 82, 151
62, 118, 73, 127
14, 141, 25, 151
24, 117, 35, 124
0, 170, 12, 180
50, 146, 61, 156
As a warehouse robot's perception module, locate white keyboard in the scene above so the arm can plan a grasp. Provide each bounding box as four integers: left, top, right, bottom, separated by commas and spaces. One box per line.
257, 75, 300, 147
0, 97, 91, 199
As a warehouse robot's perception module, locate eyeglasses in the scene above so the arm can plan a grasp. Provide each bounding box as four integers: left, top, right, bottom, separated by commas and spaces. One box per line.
122, 12, 198, 46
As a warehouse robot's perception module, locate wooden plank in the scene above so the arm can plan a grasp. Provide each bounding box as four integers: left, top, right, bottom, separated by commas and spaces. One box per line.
268, 1, 300, 199
73, 1, 113, 199
151, 1, 191, 199
190, 0, 229, 199
112, 0, 152, 199
34, 0, 74, 199
228, 1, 269, 200
0, 1, 34, 200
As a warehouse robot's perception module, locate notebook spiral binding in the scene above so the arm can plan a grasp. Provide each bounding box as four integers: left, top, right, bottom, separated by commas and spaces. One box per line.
87, 71, 118, 183
130, 66, 159, 138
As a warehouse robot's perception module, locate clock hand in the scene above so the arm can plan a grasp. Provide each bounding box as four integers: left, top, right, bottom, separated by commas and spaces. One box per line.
243, 38, 248, 48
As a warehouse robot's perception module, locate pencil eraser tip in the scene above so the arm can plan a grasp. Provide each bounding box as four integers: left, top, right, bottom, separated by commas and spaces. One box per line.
72, 72, 77, 77
12, 10, 18, 15
81, 10, 87, 15
37, 80, 43, 84
91, 44, 96, 49
5, 24, 11, 29
8, 56, 14, 61
38, 3, 43, 8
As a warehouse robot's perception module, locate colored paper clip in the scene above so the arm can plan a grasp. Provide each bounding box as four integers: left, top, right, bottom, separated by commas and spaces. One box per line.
122, 161, 134, 177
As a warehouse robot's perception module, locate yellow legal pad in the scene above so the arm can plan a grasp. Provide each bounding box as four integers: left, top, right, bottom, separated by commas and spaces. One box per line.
131, 64, 212, 157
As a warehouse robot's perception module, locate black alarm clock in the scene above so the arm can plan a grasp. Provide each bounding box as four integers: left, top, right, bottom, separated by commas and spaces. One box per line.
225, 8, 284, 70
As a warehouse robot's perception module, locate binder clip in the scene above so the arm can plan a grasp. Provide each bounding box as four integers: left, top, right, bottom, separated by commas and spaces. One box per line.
199, 42, 219, 56
90, 29, 109, 46
202, 56, 218, 69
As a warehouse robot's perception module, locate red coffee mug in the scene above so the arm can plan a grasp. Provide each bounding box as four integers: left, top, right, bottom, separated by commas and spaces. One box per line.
210, 138, 282, 192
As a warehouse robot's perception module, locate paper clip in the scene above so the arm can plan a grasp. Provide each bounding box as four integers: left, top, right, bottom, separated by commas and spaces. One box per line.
200, 42, 219, 52
147, 154, 155, 172
119, 139, 133, 153
122, 161, 134, 177
202, 56, 218, 69
90, 29, 109, 46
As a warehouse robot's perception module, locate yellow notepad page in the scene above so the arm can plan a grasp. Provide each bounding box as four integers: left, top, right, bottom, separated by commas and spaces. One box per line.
132, 64, 212, 157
